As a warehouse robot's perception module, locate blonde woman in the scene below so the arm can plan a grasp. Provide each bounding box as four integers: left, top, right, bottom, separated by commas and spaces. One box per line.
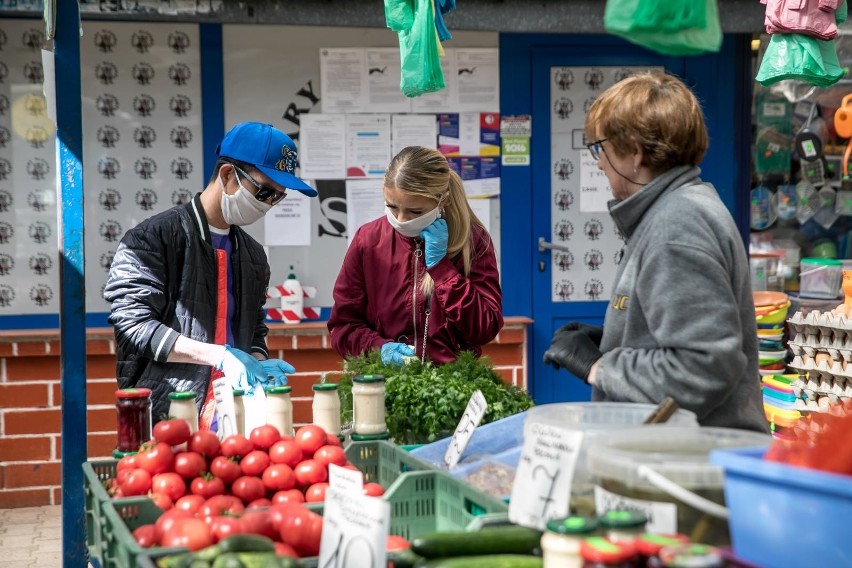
328, 146, 503, 365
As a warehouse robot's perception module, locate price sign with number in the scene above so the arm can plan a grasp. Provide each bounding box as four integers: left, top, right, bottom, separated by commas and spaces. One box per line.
319, 486, 389, 568
444, 390, 488, 469
508, 422, 584, 530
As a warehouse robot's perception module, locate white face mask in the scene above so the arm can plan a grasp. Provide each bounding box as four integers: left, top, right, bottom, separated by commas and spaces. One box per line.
219, 174, 272, 226
385, 205, 441, 238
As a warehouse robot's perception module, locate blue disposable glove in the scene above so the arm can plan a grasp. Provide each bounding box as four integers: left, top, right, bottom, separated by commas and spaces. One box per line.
420, 218, 448, 268
259, 358, 296, 386
218, 345, 267, 392
381, 342, 416, 366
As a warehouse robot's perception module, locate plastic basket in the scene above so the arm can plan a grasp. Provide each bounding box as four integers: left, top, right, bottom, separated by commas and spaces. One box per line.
710, 446, 852, 568
345, 440, 435, 487
83, 459, 146, 564
101, 499, 186, 568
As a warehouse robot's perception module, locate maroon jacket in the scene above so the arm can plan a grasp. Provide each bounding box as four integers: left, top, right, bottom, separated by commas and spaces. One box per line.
328, 217, 503, 364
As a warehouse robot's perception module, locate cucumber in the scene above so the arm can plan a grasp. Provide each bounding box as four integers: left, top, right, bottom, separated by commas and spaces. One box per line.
193, 544, 223, 562
416, 554, 543, 568
211, 552, 244, 568
411, 526, 543, 559
217, 534, 276, 554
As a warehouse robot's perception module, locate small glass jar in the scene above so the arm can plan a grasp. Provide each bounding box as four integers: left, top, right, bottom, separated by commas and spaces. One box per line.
352, 374, 386, 435
264, 385, 293, 437
598, 510, 648, 546
658, 544, 723, 568
542, 516, 599, 568
635, 534, 690, 568
167, 391, 198, 433
312, 383, 341, 436
115, 388, 152, 453
580, 537, 638, 568
233, 389, 245, 436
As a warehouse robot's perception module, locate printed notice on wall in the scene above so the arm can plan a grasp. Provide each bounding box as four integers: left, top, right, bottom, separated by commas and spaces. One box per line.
345, 178, 384, 244
300, 114, 347, 179
391, 114, 437, 155
455, 48, 499, 113
579, 149, 611, 212
320, 48, 367, 113
346, 114, 391, 178
365, 48, 411, 113
264, 190, 312, 247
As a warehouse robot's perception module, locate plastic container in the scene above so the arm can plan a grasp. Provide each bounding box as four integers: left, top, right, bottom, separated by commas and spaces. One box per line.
799, 257, 842, 299
82, 460, 144, 563
709, 446, 852, 568
281, 265, 303, 324
587, 426, 771, 546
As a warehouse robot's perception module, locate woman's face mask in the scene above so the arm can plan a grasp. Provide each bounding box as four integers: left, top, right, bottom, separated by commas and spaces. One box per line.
385, 205, 441, 237
219, 172, 272, 226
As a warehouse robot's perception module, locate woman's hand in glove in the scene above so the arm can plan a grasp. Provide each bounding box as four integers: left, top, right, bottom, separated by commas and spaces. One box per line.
420, 219, 448, 268
381, 342, 416, 365
259, 359, 296, 386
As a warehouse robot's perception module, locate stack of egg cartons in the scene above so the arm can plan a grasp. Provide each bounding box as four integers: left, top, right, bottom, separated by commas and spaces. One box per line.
788, 310, 852, 414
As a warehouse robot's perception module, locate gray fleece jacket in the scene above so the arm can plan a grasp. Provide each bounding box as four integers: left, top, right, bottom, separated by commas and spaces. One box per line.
593, 165, 769, 433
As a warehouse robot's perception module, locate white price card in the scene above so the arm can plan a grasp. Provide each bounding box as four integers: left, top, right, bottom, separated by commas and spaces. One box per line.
329, 462, 364, 493
319, 486, 390, 568
444, 390, 488, 469
508, 423, 584, 530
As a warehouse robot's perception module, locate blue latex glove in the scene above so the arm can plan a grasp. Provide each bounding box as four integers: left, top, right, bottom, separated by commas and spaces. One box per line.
259, 358, 296, 386
381, 342, 416, 366
218, 345, 267, 392
420, 218, 448, 268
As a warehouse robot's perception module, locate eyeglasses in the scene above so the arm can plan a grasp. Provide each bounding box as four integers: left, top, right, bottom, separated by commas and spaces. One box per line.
586, 138, 608, 161
234, 166, 287, 205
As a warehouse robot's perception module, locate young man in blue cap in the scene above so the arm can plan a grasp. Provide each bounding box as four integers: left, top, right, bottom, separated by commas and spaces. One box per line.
105, 122, 317, 429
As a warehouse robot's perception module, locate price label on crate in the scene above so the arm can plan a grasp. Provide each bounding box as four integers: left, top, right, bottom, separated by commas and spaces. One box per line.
319, 486, 390, 568
444, 390, 488, 469
508, 422, 584, 530
329, 462, 364, 493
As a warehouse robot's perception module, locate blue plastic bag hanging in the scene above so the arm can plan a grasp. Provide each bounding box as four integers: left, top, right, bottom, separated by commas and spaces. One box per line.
755, 34, 845, 87
398, 0, 445, 97
434, 0, 456, 42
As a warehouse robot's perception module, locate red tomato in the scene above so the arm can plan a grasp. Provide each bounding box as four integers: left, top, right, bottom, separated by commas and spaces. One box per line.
208, 515, 243, 543
294, 425, 328, 457
116, 453, 138, 474
313, 445, 347, 468
294, 459, 327, 487
274, 541, 299, 558
174, 494, 205, 514
189, 475, 225, 499
280, 506, 323, 556
152, 472, 187, 502
271, 489, 305, 507
239, 509, 277, 539
197, 495, 245, 519
150, 492, 174, 511
262, 464, 295, 492
304, 482, 329, 503
220, 434, 254, 459
363, 482, 384, 497
135, 442, 174, 475
324, 434, 342, 447
153, 418, 192, 447
160, 517, 213, 551
268, 440, 303, 468
240, 450, 271, 477
173, 452, 207, 480
154, 508, 194, 543
249, 424, 281, 450
231, 476, 266, 504
209, 456, 242, 485
386, 534, 410, 551
133, 524, 159, 548
119, 468, 152, 496
246, 497, 272, 510
187, 430, 221, 459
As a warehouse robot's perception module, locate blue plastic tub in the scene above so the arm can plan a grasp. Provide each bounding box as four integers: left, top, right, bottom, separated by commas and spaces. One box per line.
710, 446, 852, 568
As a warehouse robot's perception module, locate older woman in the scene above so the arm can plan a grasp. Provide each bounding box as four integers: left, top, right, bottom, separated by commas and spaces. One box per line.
544, 72, 768, 432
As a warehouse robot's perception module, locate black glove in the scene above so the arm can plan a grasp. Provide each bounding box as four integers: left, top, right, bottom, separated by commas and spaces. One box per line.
543, 331, 603, 382
553, 322, 604, 347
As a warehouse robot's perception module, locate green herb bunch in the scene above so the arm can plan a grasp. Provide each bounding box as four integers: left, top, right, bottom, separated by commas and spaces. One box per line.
338, 350, 534, 444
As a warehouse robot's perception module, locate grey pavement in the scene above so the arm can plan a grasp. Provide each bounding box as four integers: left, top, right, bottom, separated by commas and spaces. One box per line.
0, 505, 64, 567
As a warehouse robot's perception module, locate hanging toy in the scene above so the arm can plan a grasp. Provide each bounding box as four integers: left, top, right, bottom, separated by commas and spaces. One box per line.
833, 94, 852, 186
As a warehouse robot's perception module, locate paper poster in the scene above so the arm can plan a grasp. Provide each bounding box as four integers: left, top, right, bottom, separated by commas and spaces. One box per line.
365, 48, 411, 113
300, 113, 347, 179
449, 156, 500, 198
455, 48, 499, 112
391, 114, 437, 155
264, 190, 312, 247
319, 48, 367, 113
346, 114, 391, 178
579, 149, 611, 212
468, 198, 492, 235
345, 178, 384, 244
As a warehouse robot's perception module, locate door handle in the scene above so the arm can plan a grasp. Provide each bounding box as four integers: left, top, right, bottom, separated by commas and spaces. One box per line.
538, 237, 571, 253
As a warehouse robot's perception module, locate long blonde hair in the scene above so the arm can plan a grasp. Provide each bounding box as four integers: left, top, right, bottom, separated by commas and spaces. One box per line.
384, 146, 484, 296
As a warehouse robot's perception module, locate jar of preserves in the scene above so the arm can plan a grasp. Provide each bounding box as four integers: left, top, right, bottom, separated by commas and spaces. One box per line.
312, 383, 341, 436
580, 537, 638, 568
658, 544, 723, 568
115, 388, 152, 453
542, 516, 599, 568
167, 391, 198, 433
233, 389, 245, 436
635, 534, 690, 568
265, 385, 293, 437
352, 374, 387, 435
598, 510, 648, 546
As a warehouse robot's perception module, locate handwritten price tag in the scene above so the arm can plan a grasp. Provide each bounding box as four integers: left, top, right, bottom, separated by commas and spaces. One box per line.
444, 390, 488, 469
319, 486, 390, 568
329, 462, 364, 493
508, 422, 584, 530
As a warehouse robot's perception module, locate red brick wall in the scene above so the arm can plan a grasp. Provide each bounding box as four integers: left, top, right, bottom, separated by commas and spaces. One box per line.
0, 317, 531, 508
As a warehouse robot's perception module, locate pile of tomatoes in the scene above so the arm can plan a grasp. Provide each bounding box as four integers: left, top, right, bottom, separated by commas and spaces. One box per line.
107, 420, 386, 557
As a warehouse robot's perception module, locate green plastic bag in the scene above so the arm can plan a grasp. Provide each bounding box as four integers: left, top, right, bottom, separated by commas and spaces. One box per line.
604, 0, 706, 33
755, 34, 845, 88
398, 0, 445, 97
604, 0, 722, 56
384, 0, 414, 32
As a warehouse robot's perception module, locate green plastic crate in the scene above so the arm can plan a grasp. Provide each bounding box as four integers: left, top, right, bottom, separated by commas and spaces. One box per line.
344, 440, 435, 487
100, 499, 186, 568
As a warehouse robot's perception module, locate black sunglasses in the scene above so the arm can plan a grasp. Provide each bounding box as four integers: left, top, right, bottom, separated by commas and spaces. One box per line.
586, 138, 608, 161
234, 166, 287, 205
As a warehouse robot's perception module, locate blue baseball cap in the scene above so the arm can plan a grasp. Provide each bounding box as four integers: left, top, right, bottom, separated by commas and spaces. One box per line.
217, 122, 317, 197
